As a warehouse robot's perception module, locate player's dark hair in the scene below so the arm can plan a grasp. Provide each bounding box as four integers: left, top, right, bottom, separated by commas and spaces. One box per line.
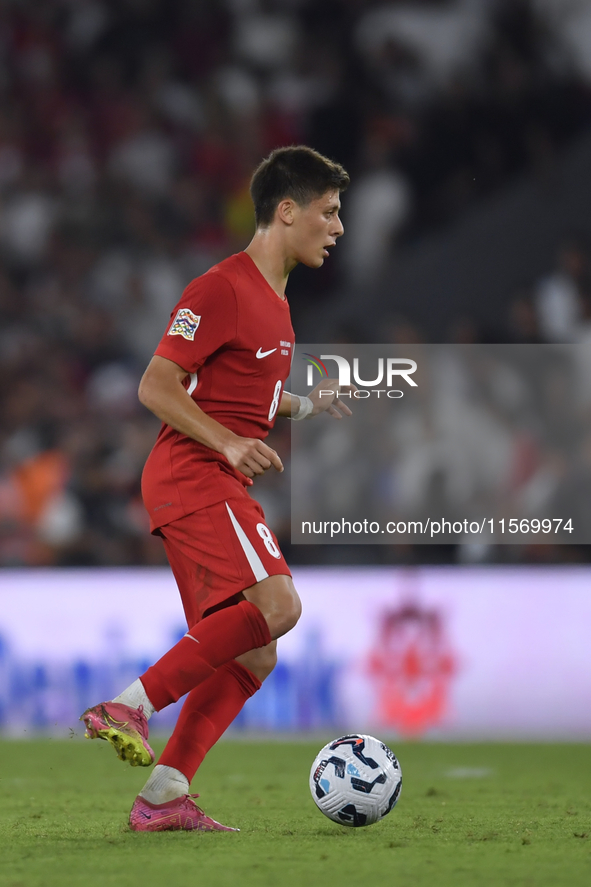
250, 145, 350, 227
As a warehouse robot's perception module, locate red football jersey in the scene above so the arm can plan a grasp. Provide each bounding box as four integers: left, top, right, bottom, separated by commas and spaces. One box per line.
142, 251, 295, 530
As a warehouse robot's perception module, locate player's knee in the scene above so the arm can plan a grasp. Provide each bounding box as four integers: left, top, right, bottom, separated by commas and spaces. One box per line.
259, 642, 278, 678
237, 642, 277, 681
244, 575, 302, 639
240, 642, 278, 682
271, 586, 301, 637
282, 587, 302, 634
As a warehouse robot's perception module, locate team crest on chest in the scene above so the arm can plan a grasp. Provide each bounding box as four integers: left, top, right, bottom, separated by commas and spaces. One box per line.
168, 308, 201, 341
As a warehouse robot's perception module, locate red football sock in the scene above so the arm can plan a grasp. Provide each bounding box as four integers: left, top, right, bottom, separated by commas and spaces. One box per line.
158, 660, 261, 781
141, 599, 270, 711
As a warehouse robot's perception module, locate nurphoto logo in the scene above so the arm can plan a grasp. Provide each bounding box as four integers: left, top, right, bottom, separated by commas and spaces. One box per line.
303, 353, 418, 399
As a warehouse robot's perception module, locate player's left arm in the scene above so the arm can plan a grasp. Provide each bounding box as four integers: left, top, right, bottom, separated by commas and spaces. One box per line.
277, 379, 355, 420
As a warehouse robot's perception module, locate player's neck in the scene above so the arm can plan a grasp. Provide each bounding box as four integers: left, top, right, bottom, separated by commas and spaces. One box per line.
244, 230, 297, 299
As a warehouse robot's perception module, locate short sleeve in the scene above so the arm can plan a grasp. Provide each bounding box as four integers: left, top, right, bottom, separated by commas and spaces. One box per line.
154, 273, 237, 373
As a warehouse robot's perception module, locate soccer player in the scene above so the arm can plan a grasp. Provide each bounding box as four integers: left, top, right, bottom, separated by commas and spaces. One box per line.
80, 145, 351, 832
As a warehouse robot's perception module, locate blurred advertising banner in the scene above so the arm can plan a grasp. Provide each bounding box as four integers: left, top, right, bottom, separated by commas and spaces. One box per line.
290, 344, 591, 544
0, 566, 590, 739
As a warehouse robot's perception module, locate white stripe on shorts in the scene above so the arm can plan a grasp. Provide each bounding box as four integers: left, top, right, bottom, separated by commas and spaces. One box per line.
225, 502, 269, 583
187, 372, 198, 396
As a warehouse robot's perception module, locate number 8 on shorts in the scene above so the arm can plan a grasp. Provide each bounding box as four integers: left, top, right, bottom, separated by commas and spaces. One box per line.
257, 523, 281, 558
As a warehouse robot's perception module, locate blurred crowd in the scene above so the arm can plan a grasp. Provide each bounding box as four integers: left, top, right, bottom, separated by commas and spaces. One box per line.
1, 0, 591, 567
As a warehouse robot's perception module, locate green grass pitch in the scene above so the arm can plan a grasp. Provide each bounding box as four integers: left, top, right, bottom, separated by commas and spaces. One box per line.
1, 739, 590, 887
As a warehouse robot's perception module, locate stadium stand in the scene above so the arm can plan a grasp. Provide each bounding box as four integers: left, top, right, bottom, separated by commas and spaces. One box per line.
1, 0, 590, 566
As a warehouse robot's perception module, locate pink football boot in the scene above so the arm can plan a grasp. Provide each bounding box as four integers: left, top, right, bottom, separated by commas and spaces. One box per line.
129, 793, 239, 832
80, 702, 154, 767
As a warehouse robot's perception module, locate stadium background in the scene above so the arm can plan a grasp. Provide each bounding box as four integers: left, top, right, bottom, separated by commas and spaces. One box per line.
1, 0, 591, 740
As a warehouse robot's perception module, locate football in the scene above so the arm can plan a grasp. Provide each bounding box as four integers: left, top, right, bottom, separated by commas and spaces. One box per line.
309, 734, 402, 827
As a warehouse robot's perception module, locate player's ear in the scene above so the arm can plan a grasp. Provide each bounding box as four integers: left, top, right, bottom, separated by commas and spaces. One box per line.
276, 199, 295, 226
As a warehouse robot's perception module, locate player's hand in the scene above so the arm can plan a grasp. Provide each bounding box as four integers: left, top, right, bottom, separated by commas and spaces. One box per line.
308, 378, 356, 419
222, 435, 284, 479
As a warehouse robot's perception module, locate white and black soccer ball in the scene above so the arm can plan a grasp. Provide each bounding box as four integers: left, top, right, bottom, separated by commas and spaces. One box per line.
309, 734, 402, 827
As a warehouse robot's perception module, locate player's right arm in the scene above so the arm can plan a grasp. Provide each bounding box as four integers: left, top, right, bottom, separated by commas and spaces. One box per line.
141, 272, 283, 479
139, 355, 283, 479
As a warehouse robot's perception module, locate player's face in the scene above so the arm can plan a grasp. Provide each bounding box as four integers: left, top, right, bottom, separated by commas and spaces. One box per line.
290, 190, 344, 268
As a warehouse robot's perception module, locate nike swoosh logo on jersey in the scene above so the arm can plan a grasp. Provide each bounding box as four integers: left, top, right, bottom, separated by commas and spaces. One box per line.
256, 347, 277, 358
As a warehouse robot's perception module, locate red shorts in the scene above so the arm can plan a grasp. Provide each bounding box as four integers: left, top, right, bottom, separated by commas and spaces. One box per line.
158, 495, 291, 627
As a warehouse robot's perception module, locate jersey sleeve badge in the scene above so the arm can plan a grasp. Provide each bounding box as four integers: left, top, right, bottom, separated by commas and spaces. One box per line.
168, 308, 201, 341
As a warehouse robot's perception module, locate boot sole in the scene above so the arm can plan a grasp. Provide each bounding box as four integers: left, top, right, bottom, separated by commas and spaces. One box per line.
81, 716, 153, 767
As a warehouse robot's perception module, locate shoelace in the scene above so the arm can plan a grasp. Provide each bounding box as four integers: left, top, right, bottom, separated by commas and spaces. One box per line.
127, 704, 149, 734
101, 702, 148, 736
